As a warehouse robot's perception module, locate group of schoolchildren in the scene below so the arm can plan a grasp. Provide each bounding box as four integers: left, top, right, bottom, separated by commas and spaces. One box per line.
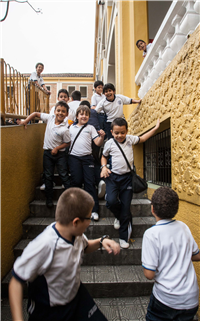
10, 64, 200, 321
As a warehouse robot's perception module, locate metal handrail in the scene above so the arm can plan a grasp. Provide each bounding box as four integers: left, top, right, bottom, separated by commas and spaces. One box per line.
0, 58, 49, 125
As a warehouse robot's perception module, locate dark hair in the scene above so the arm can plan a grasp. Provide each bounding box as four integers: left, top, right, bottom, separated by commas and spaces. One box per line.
103, 83, 115, 94
151, 187, 179, 219
94, 80, 104, 88
57, 89, 69, 99
55, 188, 94, 225
76, 105, 90, 118
136, 39, 145, 47
35, 62, 44, 69
111, 118, 128, 130
55, 100, 69, 113
71, 90, 81, 101
79, 100, 91, 109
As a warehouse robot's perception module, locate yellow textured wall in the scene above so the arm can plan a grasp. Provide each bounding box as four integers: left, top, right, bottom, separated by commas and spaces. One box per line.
1, 124, 45, 279
128, 25, 200, 298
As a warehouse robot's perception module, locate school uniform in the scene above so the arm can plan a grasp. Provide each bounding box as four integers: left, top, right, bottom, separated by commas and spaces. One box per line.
95, 94, 133, 139
103, 135, 140, 241
13, 223, 107, 321
91, 93, 105, 130
142, 219, 199, 320
68, 101, 81, 114
41, 113, 71, 200
69, 124, 100, 213
28, 72, 45, 87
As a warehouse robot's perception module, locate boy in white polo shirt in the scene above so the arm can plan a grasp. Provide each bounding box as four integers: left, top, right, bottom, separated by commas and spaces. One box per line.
101, 117, 160, 248
142, 187, 200, 321
95, 83, 141, 139
9, 188, 120, 321
69, 105, 105, 221
29, 62, 51, 95
17, 101, 71, 208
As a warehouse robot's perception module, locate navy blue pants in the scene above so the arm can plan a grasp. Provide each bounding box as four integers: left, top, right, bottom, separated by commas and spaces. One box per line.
146, 293, 198, 321
43, 150, 70, 200
105, 172, 133, 241
68, 155, 99, 213
28, 283, 107, 321
104, 122, 113, 140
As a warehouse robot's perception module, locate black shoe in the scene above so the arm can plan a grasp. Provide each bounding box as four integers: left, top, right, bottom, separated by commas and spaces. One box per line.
46, 199, 53, 208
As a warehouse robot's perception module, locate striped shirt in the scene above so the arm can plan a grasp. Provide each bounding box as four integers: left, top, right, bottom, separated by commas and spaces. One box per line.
40, 113, 70, 151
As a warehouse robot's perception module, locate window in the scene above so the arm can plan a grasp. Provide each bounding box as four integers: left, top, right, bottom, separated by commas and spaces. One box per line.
144, 129, 171, 187
68, 86, 75, 96
80, 86, 87, 98
46, 85, 51, 92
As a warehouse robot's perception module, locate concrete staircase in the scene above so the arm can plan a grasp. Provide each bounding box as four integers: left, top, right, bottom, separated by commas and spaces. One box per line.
2, 175, 156, 321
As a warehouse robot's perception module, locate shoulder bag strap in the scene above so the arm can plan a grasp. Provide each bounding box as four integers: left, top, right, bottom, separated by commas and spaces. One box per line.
69, 124, 86, 153
113, 138, 136, 173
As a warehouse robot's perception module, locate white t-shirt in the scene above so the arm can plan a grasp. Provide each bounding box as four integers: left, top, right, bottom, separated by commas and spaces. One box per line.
50, 106, 76, 124
95, 94, 132, 122
13, 223, 88, 306
28, 71, 45, 87
142, 219, 199, 309
91, 93, 105, 113
103, 135, 140, 175
69, 124, 99, 157
68, 101, 81, 114
143, 43, 152, 57
40, 113, 70, 151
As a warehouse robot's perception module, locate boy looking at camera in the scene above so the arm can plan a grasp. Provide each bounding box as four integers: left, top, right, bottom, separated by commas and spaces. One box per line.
95, 83, 141, 139
136, 39, 152, 58
142, 187, 200, 321
9, 188, 120, 321
101, 118, 160, 248
17, 101, 71, 208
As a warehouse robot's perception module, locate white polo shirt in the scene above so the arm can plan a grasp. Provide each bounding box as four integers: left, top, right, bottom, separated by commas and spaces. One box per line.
143, 43, 152, 57
103, 135, 140, 175
142, 219, 199, 309
28, 72, 45, 87
50, 106, 76, 123
95, 94, 132, 122
13, 223, 88, 306
91, 93, 105, 113
69, 124, 99, 157
40, 113, 70, 151
68, 101, 81, 114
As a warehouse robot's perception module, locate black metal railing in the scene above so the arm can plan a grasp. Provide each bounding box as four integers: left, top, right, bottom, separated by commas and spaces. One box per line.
144, 128, 171, 187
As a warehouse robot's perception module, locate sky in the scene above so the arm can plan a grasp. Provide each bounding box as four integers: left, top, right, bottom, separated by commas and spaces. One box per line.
0, 0, 96, 74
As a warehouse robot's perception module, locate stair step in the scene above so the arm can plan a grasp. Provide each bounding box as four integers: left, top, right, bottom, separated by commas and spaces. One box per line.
35, 185, 148, 201
29, 199, 151, 217
14, 238, 143, 265
2, 265, 153, 299
22, 216, 155, 239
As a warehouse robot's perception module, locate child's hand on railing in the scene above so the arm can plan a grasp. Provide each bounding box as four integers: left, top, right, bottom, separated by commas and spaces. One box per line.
17, 119, 28, 129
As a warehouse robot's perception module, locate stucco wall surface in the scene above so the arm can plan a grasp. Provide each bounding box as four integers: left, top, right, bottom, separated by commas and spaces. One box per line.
128, 26, 200, 206
1, 124, 45, 279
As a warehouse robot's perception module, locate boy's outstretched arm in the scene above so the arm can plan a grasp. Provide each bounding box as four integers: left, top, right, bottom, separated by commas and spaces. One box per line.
131, 98, 142, 104
17, 112, 41, 129
9, 276, 24, 321
139, 119, 160, 144
85, 238, 120, 255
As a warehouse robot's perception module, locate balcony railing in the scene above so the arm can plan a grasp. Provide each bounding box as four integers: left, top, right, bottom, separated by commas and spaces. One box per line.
0, 58, 49, 125
135, 0, 200, 98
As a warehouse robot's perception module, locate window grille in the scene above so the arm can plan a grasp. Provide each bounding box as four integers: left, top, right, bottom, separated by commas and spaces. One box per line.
144, 129, 171, 187
80, 86, 87, 98
68, 86, 75, 96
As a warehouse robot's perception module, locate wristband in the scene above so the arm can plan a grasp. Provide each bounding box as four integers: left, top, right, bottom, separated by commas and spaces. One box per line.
99, 235, 110, 253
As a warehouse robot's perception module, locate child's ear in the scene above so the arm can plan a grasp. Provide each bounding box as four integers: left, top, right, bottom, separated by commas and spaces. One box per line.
72, 217, 80, 227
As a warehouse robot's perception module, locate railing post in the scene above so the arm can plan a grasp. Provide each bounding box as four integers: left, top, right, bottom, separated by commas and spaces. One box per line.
0, 58, 5, 125
29, 81, 35, 115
